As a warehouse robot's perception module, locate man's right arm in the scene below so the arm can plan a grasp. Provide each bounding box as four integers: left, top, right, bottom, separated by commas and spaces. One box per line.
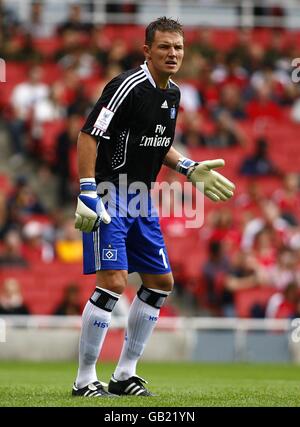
77, 131, 97, 179
74, 74, 133, 232
75, 131, 111, 232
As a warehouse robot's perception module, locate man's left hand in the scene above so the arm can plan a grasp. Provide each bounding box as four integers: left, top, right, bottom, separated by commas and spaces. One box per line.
187, 159, 235, 202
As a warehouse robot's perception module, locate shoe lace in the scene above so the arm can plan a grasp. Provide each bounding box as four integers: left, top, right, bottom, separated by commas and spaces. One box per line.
93, 381, 112, 395
93, 381, 108, 390
132, 375, 148, 388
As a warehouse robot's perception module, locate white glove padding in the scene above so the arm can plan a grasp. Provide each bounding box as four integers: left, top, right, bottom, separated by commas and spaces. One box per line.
75, 192, 111, 233
187, 159, 235, 202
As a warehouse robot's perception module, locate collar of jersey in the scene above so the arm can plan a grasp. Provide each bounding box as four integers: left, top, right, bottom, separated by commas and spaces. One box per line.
141, 61, 171, 89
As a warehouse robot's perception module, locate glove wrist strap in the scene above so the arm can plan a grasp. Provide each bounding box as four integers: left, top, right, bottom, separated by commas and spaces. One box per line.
186, 162, 200, 180
80, 177, 97, 192
176, 158, 196, 176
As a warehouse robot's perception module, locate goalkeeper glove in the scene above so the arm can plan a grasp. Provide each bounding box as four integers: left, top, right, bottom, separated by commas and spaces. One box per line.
75, 178, 111, 233
176, 158, 235, 202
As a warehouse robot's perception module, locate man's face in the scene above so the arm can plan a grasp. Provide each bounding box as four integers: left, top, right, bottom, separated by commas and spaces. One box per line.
144, 30, 184, 77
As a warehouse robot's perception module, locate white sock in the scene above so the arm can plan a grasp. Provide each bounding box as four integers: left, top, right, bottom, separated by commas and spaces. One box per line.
75, 288, 120, 388
114, 288, 170, 381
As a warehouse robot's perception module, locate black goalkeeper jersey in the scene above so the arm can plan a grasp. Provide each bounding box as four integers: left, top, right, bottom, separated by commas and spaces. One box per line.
81, 62, 181, 188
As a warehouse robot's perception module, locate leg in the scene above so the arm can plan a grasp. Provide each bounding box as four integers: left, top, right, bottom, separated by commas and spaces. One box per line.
109, 273, 173, 395
140, 272, 174, 292
74, 269, 127, 391
109, 205, 173, 395
74, 195, 133, 396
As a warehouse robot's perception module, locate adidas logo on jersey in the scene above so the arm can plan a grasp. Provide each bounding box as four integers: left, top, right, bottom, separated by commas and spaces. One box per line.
161, 100, 168, 109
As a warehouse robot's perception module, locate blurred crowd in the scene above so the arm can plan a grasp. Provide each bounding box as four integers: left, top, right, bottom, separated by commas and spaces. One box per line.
0, 2, 300, 318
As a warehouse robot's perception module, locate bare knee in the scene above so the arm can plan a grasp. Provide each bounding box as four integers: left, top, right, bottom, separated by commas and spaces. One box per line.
96, 270, 127, 295
140, 272, 174, 293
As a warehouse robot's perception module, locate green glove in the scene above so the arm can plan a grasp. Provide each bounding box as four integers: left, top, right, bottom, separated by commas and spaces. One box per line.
187, 159, 235, 202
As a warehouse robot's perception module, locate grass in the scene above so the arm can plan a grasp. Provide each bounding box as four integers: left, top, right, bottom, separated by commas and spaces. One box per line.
0, 361, 300, 407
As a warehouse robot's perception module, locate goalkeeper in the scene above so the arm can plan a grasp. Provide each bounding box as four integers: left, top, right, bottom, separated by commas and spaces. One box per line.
72, 17, 235, 398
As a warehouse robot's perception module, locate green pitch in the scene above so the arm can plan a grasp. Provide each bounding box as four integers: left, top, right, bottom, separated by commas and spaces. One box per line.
0, 361, 299, 407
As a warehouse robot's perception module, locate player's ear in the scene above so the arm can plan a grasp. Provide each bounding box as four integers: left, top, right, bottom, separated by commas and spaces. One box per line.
143, 44, 151, 60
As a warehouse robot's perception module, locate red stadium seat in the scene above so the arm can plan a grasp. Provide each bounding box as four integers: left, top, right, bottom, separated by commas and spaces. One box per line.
5, 62, 28, 84
33, 37, 62, 58
0, 81, 17, 109
39, 119, 66, 164
41, 62, 63, 84
0, 174, 13, 196
234, 286, 277, 318
103, 25, 144, 47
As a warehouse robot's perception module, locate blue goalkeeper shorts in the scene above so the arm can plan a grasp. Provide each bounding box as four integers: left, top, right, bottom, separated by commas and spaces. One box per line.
82, 189, 171, 275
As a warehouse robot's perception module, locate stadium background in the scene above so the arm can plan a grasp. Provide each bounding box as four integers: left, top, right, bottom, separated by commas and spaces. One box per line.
1, 0, 300, 403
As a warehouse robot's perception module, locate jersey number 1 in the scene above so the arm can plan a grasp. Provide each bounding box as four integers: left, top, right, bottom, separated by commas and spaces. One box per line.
159, 248, 168, 269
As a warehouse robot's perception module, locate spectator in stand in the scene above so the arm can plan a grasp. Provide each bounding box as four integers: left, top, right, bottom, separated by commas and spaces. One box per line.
214, 84, 247, 120
88, 64, 123, 105
5, 32, 43, 62
273, 173, 300, 226
240, 138, 280, 176
8, 65, 49, 160
266, 282, 300, 319
22, 220, 54, 264
99, 38, 128, 71
67, 85, 92, 117
53, 65, 81, 108
53, 282, 130, 317
208, 110, 247, 147
224, 251, 262, 316
217, 57, 248, 90
0, 278, 30, 315
175, 74, 202, 112
33, 83, 65, 125
89, 24, 111, 59
121, 39, 145, 70
179, 111, 207, 147
227, 28, 252, 71
7, 176, 46, 227
250, 64, 289, 106
55, 217, 83, 263
57, 4, 93, 36
58, 43, 97, 80
241, 199, 289, 251
31, 84, 66, 151
264, 31, 284, 69
197, 59, 220, 111
263, 247, 300, 292
53, 283, 82, 315
24, 1, 55, 38
0, 229, 28, 267
246, 82, 282, 121
54, 29, 82, 61
203, 207, 241, 257
252, 226, 277, 272
246, 43, 265, 74
202, 240, 230, 315
235, 181, 264, 222
189, 27, 217, 61
55, 113, 82, 204
0, 0, 19, 37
